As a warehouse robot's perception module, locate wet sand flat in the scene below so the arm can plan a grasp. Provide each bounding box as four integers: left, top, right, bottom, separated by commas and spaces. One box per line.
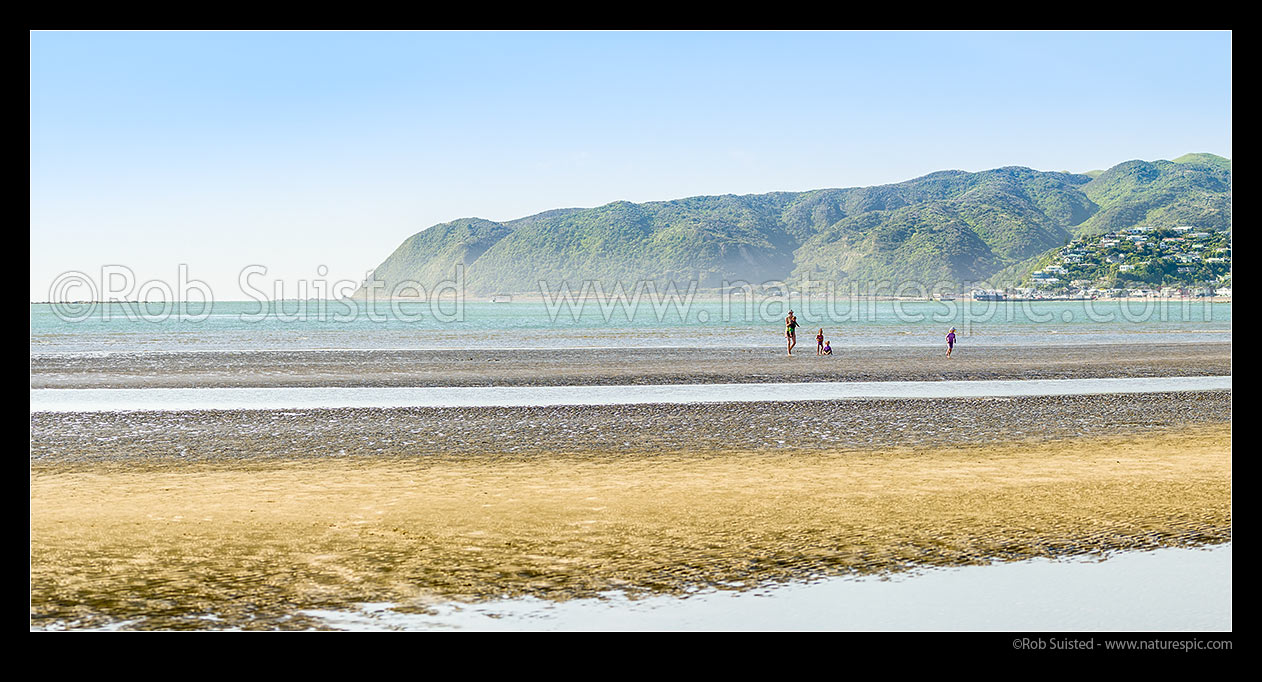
30, 424, 1231, 630
30, 342, 1232, 389
31, 391, 1230, 466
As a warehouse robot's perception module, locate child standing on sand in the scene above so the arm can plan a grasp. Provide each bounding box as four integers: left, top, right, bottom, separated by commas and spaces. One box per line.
816, 328, 825, 355
946, 327, 957, 358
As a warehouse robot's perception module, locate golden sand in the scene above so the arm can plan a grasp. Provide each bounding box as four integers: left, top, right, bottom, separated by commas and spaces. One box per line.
31, 424, 1231, 630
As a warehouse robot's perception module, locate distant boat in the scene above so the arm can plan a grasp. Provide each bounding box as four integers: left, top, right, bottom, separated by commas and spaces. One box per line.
490, 294, 513, 303
972, 290, 1006, 301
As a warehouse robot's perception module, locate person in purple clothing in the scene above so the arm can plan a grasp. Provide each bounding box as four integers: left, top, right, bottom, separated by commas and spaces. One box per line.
946, 327, 957, 358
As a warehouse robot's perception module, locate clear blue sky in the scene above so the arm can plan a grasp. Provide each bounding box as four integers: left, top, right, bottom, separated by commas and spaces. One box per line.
30, 31, 1232, 301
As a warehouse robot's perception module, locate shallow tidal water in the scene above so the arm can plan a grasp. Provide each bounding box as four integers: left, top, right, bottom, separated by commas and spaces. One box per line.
29, 375, 1233, 412
301, 543, 1232, 632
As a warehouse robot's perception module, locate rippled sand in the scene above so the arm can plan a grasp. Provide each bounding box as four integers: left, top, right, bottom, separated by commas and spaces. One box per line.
30, 391, 1231, 466
31, 424, 1231, 630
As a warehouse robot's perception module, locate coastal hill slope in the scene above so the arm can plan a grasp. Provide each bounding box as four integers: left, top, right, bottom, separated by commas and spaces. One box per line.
355, 154, 1230, 295
1076, 154, 1232, 236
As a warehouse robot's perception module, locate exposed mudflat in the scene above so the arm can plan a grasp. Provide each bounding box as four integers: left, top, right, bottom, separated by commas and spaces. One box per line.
31, 425, 1232, 630
29, 342, 1233, 389
29, 342, 1234, 630
30, 390, 1231, 467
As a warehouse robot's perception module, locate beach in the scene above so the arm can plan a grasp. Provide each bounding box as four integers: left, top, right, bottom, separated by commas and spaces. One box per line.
30, 341, 1231, 389
31, 386, 1231, 629
29, 303, 1233, 630
32, 422, 1230, 630
32, 390, 1230, 464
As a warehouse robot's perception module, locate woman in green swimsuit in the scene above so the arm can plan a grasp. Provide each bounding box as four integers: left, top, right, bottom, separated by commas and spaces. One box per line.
785, 310, 799, 355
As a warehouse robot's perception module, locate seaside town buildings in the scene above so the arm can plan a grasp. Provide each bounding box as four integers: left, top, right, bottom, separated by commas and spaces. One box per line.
1016, 226, 1231, 299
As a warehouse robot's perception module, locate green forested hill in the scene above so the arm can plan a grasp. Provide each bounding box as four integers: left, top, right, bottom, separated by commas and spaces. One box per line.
355, 154, 1230, 296
1076, 155, 1232, 236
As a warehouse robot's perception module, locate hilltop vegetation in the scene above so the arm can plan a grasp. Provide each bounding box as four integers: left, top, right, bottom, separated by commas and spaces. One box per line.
1075, 155, 1232, 236
355, 154, 1231, 296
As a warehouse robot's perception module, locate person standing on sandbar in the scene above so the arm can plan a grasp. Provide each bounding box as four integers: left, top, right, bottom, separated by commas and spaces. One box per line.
785, 310, 799, 355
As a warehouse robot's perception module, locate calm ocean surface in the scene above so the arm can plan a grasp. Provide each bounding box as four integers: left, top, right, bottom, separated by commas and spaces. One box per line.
30, 299, 1232, 355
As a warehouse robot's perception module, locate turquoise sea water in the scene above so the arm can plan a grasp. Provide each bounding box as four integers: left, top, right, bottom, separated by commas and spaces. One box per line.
30, 299, 1231, 355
